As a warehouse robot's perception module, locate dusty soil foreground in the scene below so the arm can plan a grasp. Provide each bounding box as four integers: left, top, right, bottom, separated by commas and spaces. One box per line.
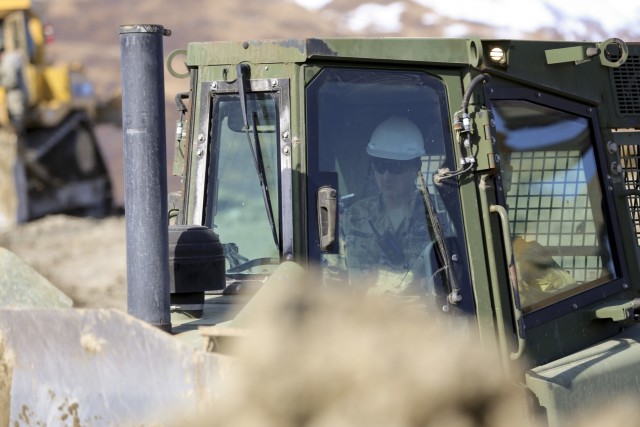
0, 214, 127, 311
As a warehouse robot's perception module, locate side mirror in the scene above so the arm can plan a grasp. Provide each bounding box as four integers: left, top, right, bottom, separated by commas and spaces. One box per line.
168, 225, 225, 318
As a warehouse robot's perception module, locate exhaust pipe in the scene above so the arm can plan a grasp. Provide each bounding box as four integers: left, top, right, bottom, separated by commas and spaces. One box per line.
119, 24, 172, 332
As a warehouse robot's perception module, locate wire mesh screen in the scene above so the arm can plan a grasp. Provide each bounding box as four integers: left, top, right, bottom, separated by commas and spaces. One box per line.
506, 150, 603, 283
619, 144, 640, 245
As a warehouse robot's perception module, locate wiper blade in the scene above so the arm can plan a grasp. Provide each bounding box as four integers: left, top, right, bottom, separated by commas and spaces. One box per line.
236, 63, 279, 248
251, 111, 279, 246
418, 172, 461, 306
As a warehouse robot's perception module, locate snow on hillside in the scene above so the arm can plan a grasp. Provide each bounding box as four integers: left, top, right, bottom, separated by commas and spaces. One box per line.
346, 2, 406, 33
293, 0, 640, 40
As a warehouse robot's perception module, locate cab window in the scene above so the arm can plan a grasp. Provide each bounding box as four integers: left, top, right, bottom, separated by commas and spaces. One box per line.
306, 67, 474, 313
205, 93, 280, 274
492, 100, 617, 312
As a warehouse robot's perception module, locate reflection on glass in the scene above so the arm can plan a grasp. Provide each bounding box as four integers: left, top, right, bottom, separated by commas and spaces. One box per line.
493, 100, 616, 311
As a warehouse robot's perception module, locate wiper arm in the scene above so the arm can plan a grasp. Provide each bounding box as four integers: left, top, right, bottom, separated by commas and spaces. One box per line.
251, 111, 279, 246
237, 64, 251, 129
236, 64, 279, 247
418, 172, 462, 307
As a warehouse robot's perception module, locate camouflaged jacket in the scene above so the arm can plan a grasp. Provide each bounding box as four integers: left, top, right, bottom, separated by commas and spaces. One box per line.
343, 193, 434, 295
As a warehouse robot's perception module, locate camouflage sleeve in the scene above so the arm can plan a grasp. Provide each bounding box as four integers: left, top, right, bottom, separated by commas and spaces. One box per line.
321, 227, 348, 287
343, 199, 377, 272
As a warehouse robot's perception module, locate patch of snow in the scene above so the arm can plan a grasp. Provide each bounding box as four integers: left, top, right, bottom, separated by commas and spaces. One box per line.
346, 2, 406, 33
292, 0, 334, 11
420, 13, 440, 26
294, 0, 640, 39
444, 24, 471, 38
411, 0, 640, 38
413, 0, 557, 33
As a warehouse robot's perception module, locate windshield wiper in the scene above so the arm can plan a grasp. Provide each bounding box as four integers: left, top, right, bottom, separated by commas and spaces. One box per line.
236, 63, 279, 247
418, 172, 462, 307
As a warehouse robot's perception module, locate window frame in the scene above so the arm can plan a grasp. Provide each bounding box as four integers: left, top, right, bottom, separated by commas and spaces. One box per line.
191, 78, 293, 260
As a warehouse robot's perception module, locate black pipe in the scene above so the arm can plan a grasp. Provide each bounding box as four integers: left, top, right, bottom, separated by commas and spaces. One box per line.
119, 24, 172, 332
460, 73, 491, 111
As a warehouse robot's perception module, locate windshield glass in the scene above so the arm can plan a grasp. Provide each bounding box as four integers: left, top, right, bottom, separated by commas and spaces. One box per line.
205, 93, 280, 274
306, 68, 473, 314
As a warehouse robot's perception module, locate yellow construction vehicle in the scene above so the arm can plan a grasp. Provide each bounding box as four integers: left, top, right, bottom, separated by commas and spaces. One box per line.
0, 0, 113, 227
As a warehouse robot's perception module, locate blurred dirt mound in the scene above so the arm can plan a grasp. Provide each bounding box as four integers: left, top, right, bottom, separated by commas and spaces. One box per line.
199, 286, 533, 427
0, 214, 127, 310
164, 279, 640, 427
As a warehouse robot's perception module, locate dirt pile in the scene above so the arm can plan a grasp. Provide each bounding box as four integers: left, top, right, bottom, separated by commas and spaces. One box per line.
0, 214, 127, 310
164, 285, 640, 427
195, 286, 534, 427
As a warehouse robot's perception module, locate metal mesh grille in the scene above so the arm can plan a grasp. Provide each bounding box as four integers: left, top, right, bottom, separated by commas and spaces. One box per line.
611, 54, 640, 115
619, 144, 640, 245
507, 150, 603, 282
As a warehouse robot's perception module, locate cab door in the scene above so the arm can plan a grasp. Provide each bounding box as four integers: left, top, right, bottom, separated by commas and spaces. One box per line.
304, 65, 475, 315
485, 85, 628, 366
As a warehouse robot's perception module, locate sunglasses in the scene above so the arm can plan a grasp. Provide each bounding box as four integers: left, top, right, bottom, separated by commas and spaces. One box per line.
371, 158, 416, 175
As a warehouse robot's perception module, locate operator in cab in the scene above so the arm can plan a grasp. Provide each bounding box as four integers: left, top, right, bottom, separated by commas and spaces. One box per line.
344, 116, 435, 298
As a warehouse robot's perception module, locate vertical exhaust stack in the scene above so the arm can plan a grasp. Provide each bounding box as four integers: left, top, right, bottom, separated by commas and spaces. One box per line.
119, 24, 172, 332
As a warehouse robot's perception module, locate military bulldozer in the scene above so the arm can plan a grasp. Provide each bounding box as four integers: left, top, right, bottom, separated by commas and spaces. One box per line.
0, 0, 113, 227
3, 24, 640, 426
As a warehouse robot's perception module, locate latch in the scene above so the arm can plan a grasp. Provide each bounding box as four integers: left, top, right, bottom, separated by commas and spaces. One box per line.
593, 299, 640, 322
468, 107, 496, 172
545, 38, 628, 67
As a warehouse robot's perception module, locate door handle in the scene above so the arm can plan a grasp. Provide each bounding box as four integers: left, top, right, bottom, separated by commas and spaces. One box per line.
317, 186, 337, 252
490, 204, 526, 360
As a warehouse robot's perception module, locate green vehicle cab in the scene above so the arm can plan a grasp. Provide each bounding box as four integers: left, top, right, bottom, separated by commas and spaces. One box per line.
165, 35, 640, 425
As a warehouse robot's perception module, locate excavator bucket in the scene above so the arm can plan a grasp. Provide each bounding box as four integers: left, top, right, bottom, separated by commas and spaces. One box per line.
0, 308, 226, 426
0, 247, 72, 308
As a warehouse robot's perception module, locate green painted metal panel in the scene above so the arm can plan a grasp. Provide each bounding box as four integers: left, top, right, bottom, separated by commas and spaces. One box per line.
319, 38, 481, 65
186, 38, 482, 68
545, 46, 589, 65
526, 325, 640, 427
187, 39, 310, 66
